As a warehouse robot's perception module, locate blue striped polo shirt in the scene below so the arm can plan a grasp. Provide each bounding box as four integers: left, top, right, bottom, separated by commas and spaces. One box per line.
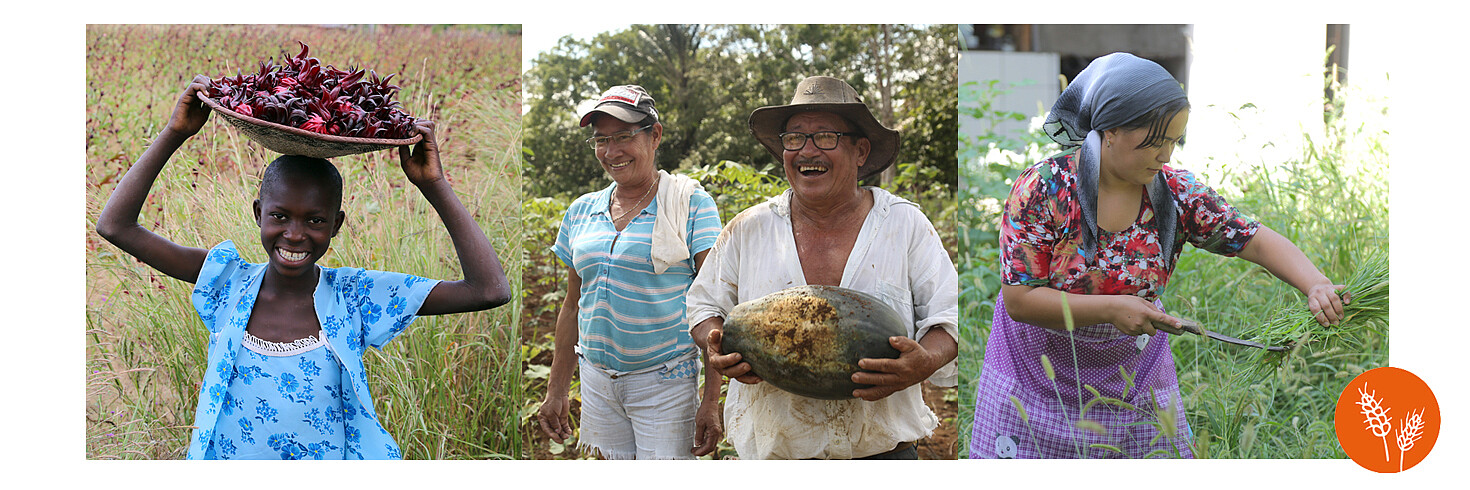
553, 182, 722, 372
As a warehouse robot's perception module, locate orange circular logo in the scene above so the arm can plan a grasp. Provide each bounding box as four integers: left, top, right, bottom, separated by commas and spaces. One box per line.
1335, 367, 1440, 472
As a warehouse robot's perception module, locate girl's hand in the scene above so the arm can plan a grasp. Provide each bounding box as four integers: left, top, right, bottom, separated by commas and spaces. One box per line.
167, 75, 213, 137
1306, 283, 1349, 326
398, 120, 445, 187
1109, 295, 1181, 336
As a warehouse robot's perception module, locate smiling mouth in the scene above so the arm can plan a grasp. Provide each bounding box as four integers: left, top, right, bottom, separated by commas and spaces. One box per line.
797, 164, 828, 176
607, 160, 632, 169
277, 248, 310, 263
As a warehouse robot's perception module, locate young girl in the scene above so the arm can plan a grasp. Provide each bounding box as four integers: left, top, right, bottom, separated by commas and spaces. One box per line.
96, 76, 512, 459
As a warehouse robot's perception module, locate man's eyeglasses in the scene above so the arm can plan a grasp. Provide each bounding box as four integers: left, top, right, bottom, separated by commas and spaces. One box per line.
778, 131, 860, 151
586, 124, 655, 150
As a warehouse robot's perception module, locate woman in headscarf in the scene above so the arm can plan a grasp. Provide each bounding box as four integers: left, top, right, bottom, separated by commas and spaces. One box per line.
537, 85, 724, 459
969, 53, 1347, 459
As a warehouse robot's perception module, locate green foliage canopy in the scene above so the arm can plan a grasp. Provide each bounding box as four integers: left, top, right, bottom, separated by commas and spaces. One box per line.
523, 24, 958, 198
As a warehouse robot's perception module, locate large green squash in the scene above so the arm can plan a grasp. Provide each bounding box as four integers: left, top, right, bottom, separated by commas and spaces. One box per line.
722, 285, 907, 400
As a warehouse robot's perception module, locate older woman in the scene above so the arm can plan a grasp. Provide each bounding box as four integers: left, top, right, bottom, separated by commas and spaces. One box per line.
970, 53, 1347, 459
537, 85, 724, 459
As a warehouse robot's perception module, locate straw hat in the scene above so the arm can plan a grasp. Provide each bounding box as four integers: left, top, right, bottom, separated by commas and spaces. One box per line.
748, 76, 900, 181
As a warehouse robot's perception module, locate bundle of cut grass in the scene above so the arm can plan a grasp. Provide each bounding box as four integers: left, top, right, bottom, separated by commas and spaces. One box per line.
1235, 252, 1389, 381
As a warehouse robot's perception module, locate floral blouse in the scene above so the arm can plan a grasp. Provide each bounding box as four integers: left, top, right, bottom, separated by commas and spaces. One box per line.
1000, 151, 1259, 301
212, 332, 346, 459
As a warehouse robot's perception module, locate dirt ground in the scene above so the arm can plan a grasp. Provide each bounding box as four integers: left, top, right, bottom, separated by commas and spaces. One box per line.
522, 279, 960, 460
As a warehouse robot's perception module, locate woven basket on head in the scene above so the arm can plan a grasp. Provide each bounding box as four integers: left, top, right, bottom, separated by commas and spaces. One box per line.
199, 95, 421, 159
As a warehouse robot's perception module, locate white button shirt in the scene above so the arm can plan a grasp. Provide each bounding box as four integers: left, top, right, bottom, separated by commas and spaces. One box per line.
687, 187, 959, 459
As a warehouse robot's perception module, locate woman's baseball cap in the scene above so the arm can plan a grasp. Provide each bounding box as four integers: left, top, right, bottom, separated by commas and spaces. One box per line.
578, 85, 659, 127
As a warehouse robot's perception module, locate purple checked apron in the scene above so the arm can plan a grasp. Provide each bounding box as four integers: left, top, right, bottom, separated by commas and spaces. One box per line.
969, 291, 1193, 459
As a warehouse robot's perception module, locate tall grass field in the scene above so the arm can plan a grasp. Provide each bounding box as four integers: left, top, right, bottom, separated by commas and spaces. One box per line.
85, 24, 524, 459
958, 75, 1389, 458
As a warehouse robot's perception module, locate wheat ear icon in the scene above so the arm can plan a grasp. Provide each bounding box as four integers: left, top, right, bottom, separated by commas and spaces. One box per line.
1356, 383, 1393, 462
1396, 408, 1425, 472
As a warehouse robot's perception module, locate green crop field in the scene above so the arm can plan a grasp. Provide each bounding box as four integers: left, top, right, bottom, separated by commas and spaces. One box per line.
84, 24, 523, 459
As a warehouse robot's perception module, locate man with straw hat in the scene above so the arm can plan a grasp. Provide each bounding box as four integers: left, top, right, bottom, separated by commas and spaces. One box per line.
687, 76, 958, 459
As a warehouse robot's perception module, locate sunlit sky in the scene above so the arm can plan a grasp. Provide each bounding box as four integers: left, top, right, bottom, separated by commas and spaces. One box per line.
521, 23, 631, 74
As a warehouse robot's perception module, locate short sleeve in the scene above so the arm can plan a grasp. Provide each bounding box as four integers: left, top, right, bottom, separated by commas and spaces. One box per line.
1169, 169, 1259, 256
192, 240, 251, 333
337, 269, 441, 349
1000, 163, 1063, 287
552, 203, 578, 268
687, 189, 722, 257
686, 217, 742, 330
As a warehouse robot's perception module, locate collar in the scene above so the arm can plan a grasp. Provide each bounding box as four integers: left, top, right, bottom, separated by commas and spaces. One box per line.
590, 180, 659, 218
771, 186, 897, 218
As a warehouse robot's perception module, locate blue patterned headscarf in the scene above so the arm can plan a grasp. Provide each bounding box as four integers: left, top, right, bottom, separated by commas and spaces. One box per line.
1042, 53, 1188, 268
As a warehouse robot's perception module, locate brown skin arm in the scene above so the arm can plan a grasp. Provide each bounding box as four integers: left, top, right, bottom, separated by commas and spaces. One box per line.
400, 120, 513, 315
686, 250, 724, 456
96, 75, 215, 284
1236, 225, 1348, 325
851, 327, 958, 401
1002, 283, 1186, 336
1002, 227, 1344, 332
537, 266, 582, 443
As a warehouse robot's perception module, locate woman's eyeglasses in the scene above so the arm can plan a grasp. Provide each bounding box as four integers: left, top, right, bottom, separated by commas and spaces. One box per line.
778, 131, 860, 151
586, 124, 655, 150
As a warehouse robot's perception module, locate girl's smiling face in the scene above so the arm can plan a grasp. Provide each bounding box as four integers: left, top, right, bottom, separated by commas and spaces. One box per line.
253, 174, 345, 278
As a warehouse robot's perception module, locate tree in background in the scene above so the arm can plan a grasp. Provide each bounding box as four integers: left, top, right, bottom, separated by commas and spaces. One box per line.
524, 24, 957, 198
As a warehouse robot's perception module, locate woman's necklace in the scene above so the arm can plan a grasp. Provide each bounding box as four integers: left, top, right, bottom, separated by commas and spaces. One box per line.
610, 174, 658, 227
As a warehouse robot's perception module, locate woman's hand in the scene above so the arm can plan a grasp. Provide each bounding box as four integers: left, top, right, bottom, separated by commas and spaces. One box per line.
537, 393, 573, 443
1306, 283, 1350, 326
1238, 226, 1349, 327
1108, 295, 1183, 336
167, 75, 213, 137
398, 120, 445, 187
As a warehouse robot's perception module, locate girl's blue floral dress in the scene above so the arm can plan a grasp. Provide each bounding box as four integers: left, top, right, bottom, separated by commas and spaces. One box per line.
211, 331, 344, 459
187, 241, 439, 460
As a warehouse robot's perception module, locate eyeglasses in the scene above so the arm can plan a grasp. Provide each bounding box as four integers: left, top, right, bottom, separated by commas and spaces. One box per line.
778, 131, 860, 151
586, 124, 655, 150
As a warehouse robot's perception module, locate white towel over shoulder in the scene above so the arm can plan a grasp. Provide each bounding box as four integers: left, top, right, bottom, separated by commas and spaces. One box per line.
651, 169, 703, 274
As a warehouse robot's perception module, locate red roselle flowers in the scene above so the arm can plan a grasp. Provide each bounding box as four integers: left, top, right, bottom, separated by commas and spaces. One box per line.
206, 42, 417, 139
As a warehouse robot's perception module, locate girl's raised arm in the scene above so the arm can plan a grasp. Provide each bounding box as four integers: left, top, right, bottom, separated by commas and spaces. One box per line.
96, 76, 214, 284
398, 120, 513, 315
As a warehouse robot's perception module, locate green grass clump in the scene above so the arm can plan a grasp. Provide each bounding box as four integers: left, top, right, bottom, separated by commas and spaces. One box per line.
1237, 253, 1389, 382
